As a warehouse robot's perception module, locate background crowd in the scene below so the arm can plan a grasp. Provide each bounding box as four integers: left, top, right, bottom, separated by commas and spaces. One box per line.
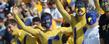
0, 0, 108, 44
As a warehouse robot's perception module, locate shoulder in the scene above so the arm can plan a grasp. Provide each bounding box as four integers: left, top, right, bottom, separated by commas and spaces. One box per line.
99, 14, 106, 21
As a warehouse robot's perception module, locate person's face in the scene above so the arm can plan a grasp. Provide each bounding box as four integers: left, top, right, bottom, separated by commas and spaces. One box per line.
76, 7, 86, 16
41, 16, 52, 29
7, 24, 14, 33
101, 2, 109, 10
7, 23, 17, 34
21, 2, 26, 9
49, 4, 56, 9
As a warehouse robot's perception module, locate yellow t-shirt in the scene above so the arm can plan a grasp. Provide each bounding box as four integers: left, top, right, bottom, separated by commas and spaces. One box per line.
67, 0, 71, 4
66, 35, 74, 44
51, 20, 57, 30
11, 29, 39, 44
35, 1, 42, 15
13, 8, 72, 44
66, 28, 84, 44
36, 27, 72, 44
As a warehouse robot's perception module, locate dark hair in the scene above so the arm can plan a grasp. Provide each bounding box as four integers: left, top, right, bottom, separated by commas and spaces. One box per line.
5, 19, 17, 27
41, 13, 52, 20
32, 17, 41, 22
75, 1, 85, 8
48, 0, 55, 4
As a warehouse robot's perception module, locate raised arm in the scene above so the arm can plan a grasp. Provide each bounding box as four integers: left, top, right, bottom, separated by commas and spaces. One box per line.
11, 7, 26, 29
59, 27, 72, 34
55, 0, 71, 23
94, 0, 105, 14
74, 14, 86, 31
12, 29, 27, 42
12, 7, 42, 37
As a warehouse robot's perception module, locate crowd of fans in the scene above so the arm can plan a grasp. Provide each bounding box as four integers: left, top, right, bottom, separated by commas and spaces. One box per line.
0, 0, 108, 44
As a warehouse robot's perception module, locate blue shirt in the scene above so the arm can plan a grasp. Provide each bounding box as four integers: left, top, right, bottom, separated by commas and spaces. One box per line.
0, 25, 6, 44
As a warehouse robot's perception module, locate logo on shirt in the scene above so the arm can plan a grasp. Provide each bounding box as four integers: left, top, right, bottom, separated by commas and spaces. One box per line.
102, 24, 109, 31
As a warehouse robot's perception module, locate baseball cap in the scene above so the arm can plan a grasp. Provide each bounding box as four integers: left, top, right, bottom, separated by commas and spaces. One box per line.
86, 10, 98, 25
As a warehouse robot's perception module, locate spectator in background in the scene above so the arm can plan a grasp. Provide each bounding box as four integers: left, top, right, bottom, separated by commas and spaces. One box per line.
99, 1, 109, 44
0, 0, 9, 19
0, 17, 6, 44
20, 2, 28, 18
41, 0, 49, 16
29, 0, 38, 17
2, 0, 10, 16
10, 0, 28, 20
60, 0, 75, 14
8, 0, 15, 7
28, 0, 42, 17
18, 2, 33, 26
49, 1, 63, 28
23, 9, 33, 26
99, 11, 109, 44
99, 7, 109, 44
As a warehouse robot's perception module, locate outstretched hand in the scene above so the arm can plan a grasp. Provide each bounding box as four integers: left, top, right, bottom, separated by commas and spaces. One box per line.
12, 7, 20, 15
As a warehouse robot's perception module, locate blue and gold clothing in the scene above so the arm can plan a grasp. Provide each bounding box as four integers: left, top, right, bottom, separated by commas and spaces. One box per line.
55, 0, 87, 44
11, 29, 39, 44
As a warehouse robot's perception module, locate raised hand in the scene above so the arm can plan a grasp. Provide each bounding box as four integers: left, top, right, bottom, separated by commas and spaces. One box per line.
94, 0, 105, 14
12, 7, 20, 15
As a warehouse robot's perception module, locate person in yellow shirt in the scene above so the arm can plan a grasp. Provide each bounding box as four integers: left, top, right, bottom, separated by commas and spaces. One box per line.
5, 18, 41, 44
60, 0, 76, 14
29, 0, 42, 17
55, 0, 86, 44
35, 1, 42, 15
5, 19, 27, 44
12, 6, 75, 44
55, 0, 105, 44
